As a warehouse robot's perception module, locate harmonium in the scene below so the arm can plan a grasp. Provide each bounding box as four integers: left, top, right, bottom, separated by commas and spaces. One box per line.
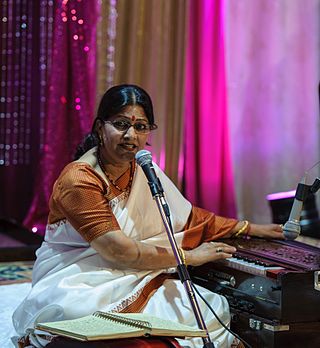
189, 238, 320, 348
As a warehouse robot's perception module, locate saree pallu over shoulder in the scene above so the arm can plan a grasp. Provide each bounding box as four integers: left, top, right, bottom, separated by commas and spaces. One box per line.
12, 163, 192, 335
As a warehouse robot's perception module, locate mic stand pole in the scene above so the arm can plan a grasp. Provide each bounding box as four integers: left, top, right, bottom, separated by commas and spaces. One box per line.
152, 191, 215, 348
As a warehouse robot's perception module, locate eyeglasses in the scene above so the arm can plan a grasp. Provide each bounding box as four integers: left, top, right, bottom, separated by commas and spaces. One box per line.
105, 119, 158, 134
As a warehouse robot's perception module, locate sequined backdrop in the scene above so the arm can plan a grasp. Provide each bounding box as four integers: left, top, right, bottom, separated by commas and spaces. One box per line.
0, 0, 51, 166
23, 0, 100, 231
0, 0, 54, 222
0, 0, 117, 231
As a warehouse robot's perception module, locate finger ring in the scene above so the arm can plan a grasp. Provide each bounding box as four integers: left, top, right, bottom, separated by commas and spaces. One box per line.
216, 247, 223, 253
279, 224, 284, 230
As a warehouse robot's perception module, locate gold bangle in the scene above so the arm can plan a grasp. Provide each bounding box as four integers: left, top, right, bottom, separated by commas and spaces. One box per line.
234, 220, 250, 237
178, 247, 187, 265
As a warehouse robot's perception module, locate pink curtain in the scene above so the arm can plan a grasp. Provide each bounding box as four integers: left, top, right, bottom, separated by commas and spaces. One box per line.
226, 0, 320, 223
23, 0, 99, 233
184, 0, 236, 217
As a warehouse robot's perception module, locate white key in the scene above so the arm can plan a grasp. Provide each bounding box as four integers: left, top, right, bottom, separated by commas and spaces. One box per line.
222, 257, 284, 276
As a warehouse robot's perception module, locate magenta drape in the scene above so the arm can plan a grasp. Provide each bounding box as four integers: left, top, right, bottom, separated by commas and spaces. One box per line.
23, 0, 99, 233
184, 0, 236, 217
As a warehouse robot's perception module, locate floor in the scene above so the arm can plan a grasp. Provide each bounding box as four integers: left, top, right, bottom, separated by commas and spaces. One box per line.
0, 218, 43, 262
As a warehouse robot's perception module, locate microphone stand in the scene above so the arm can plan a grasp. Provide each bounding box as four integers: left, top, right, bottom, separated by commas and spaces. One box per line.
295, 178, 320, 205
284, 177, 320, 239
148, 179, 215, 348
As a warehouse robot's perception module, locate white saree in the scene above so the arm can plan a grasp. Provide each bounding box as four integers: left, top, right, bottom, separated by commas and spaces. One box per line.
12, 163, 235, 348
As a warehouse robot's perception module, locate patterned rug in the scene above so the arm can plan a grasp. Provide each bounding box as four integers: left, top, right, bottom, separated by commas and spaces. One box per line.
0, 261, 33, 285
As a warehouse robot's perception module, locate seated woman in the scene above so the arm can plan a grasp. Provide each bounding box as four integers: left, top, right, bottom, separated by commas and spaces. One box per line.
12, 84, 283, 348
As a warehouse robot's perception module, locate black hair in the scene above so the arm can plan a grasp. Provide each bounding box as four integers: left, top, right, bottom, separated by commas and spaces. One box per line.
74, 84, 155, 159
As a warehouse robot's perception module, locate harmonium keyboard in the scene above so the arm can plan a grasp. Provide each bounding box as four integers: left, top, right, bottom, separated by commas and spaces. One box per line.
189, 238, 320, 348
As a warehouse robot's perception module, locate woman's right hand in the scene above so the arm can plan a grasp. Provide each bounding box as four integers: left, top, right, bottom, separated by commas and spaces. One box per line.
185, 241, 237, 267
92, 229, 237, 270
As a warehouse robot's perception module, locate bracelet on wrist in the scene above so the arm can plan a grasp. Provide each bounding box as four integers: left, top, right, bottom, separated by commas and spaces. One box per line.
234, 220, 250, 238
178, 247, 187, 265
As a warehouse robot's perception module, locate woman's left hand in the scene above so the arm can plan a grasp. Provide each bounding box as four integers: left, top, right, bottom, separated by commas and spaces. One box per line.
249, 223, 284, 239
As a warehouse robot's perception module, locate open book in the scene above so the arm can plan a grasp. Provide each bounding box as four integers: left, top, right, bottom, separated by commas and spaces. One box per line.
35, 311, 207, 341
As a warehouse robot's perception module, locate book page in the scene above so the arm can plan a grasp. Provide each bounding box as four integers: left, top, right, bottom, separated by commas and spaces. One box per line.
36, 314, 147, 341
111, 313, 207, 337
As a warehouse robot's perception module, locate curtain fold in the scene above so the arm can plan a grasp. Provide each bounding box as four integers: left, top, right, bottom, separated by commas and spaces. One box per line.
96, 0, 118, 105
184, 0, 236, 217
23, 0, 99, 232
23, 0, 236, 232
98, 0, 188, 188
226, 0, 320, 223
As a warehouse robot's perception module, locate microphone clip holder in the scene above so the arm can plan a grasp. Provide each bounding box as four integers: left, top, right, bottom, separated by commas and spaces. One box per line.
295, 178, 320, 201
148, 177, 164, 197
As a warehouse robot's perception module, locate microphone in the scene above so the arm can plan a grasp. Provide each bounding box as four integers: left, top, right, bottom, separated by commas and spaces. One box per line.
135, 150, 164, 197
283, 175, 308, 240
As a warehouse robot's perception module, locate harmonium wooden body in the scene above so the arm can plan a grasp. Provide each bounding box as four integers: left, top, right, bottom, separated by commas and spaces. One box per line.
190, 238, 320, 348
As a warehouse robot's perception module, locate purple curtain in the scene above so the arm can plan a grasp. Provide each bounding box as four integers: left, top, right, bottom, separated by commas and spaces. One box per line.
184, 0, 236, 217
23, 0, 99, 233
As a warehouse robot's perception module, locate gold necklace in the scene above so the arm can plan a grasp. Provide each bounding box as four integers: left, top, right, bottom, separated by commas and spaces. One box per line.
97, 148, 134, 192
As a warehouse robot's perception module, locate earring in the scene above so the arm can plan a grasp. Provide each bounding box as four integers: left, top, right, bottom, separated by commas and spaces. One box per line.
98, 134, 103, 146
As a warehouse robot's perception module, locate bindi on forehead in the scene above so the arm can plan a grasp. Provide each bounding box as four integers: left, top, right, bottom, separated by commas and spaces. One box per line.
126, 114, 147, 122
116, 105, 148, 121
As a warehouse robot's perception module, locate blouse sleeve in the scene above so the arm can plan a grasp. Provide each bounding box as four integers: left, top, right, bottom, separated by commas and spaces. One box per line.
48, 163, 120, 243
181, 206, 238, 250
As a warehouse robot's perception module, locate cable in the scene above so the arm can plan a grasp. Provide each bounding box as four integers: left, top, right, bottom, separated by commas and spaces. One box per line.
301, 160, 320, 185
191, 282, 253, 348
306, 160, 320, 174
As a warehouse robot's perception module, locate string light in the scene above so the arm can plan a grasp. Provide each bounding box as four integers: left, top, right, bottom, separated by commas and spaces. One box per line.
39, 0, 54, 151
0, 0, 54, 166
1, 0, 115, 166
